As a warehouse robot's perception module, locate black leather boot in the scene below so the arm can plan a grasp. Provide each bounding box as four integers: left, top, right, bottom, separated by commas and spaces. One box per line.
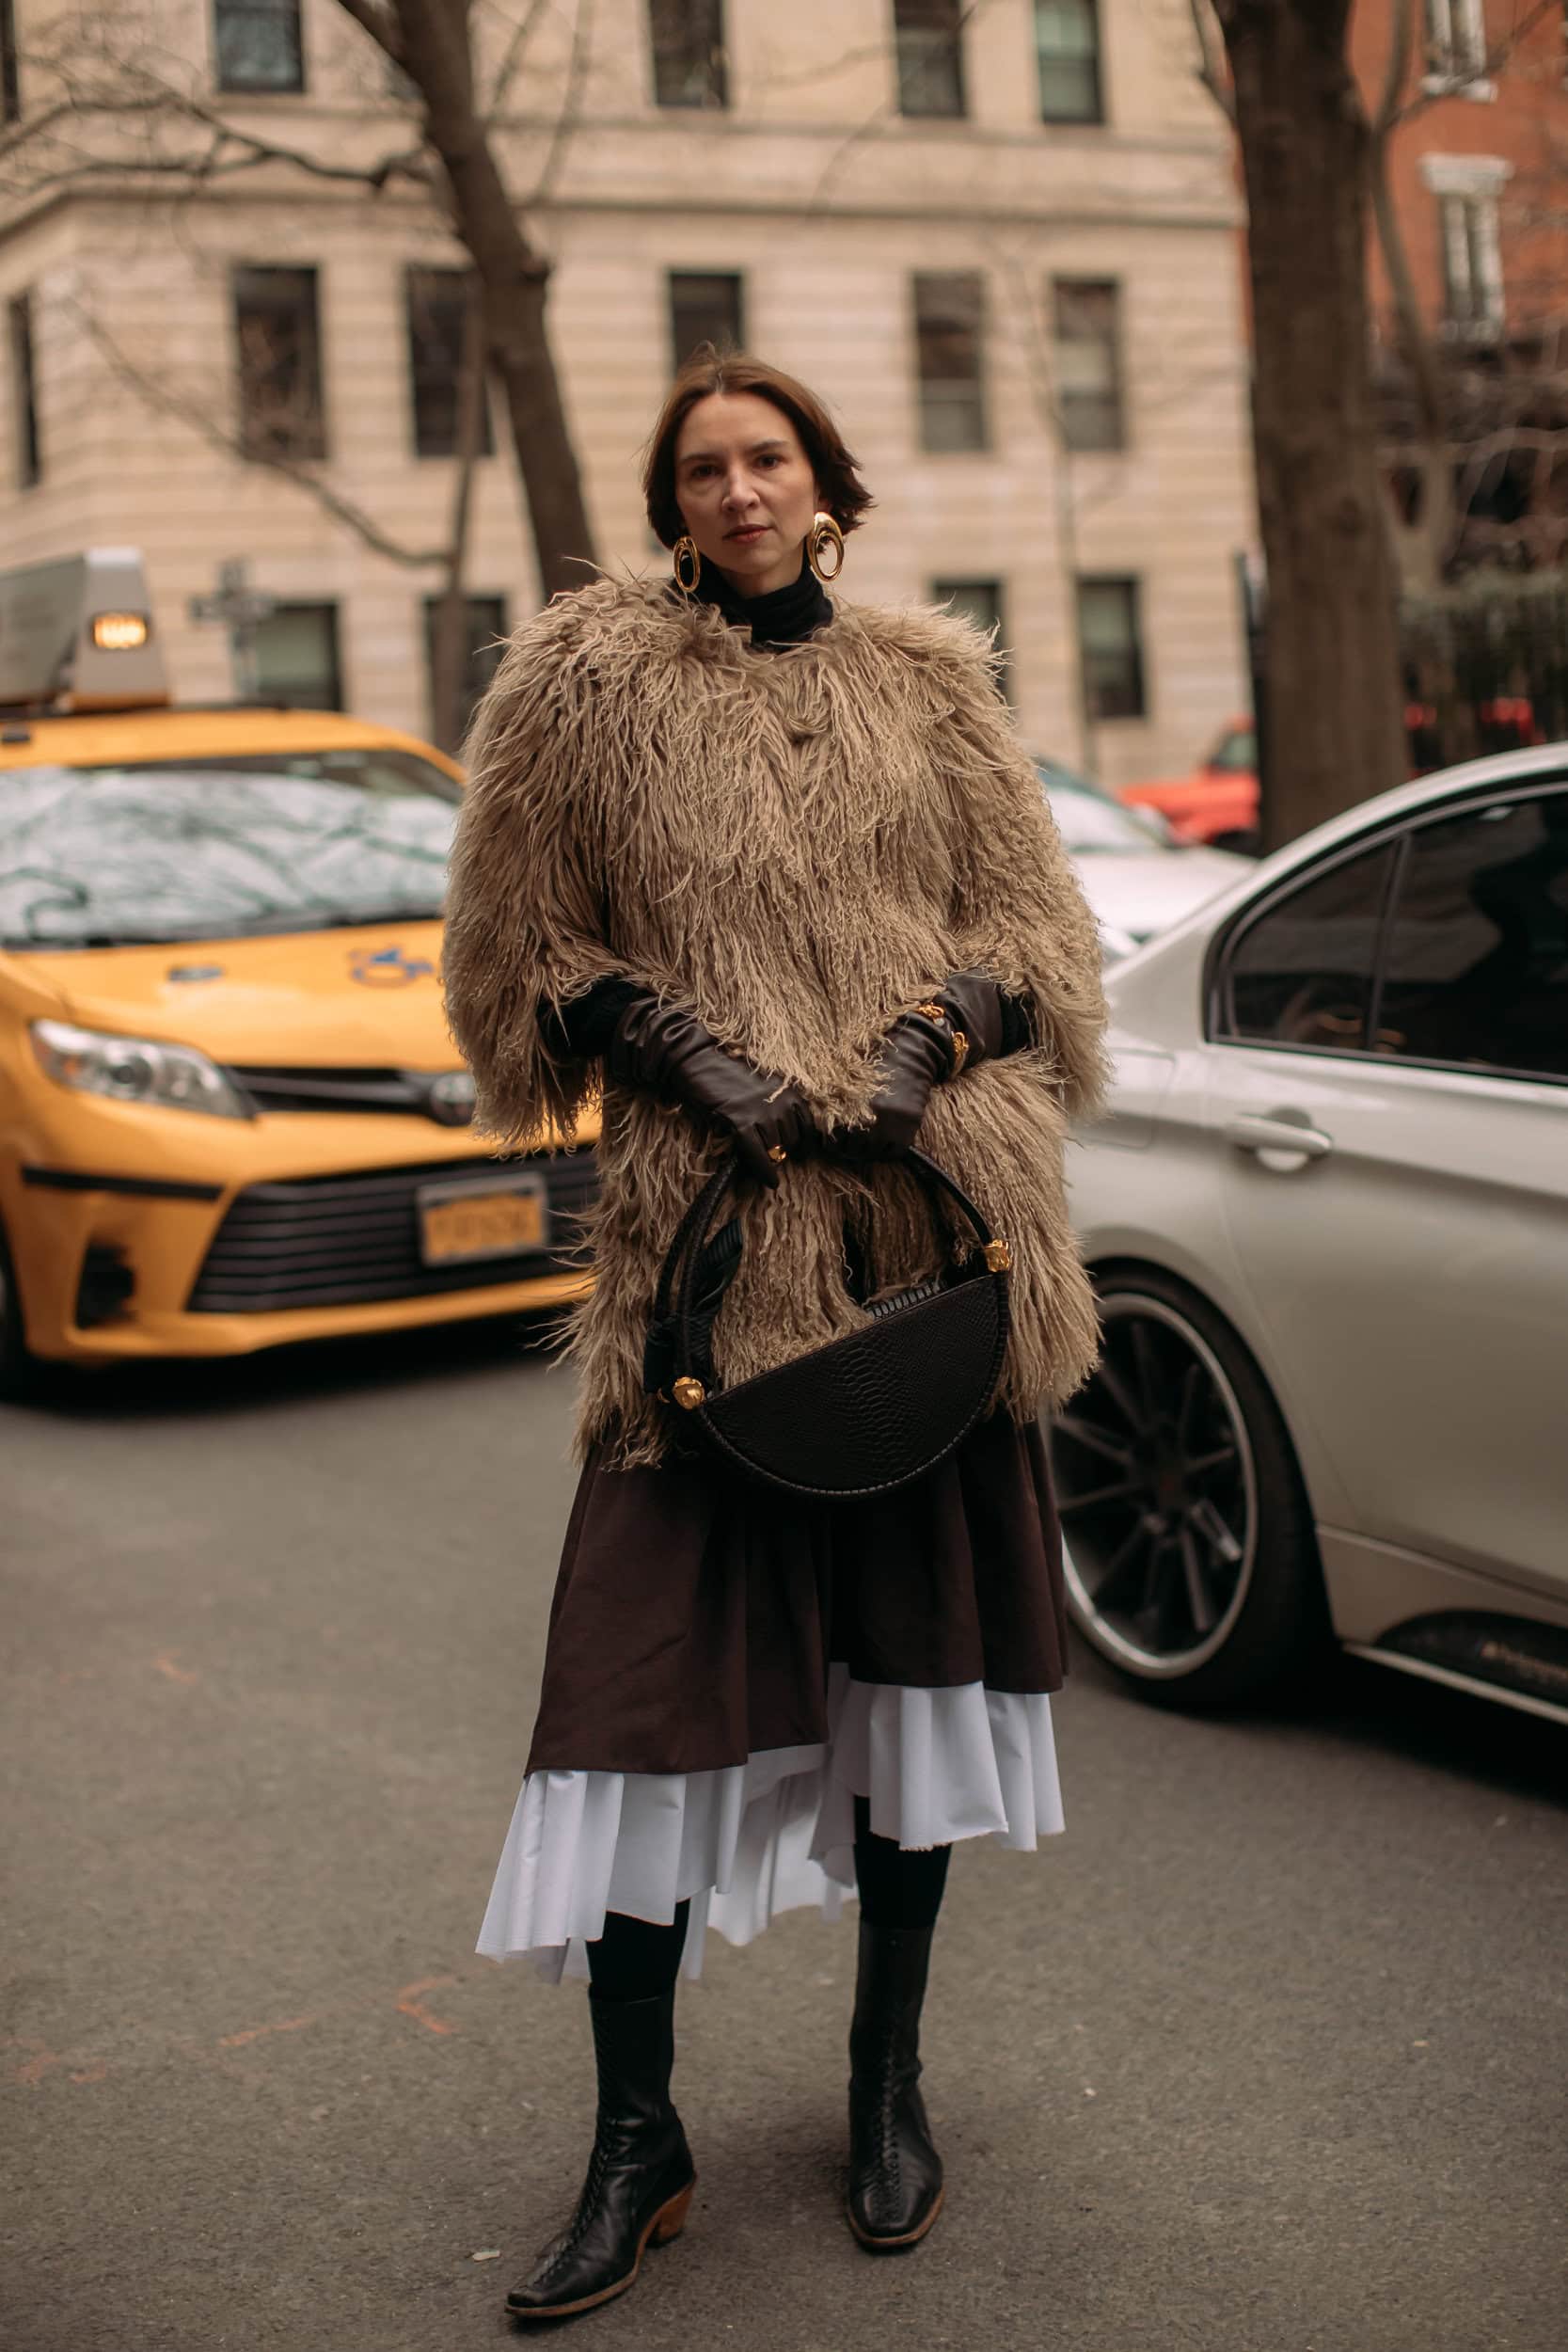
506, 1989, 695, 2322
846, 1920, 944, 2249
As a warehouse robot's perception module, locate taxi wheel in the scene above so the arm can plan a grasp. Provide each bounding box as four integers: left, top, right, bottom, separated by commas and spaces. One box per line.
0, 1216, 40, 1402
1049, 1267, 1330, 1708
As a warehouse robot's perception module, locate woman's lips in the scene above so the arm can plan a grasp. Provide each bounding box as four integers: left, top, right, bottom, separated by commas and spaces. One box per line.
727, 526, 769, 543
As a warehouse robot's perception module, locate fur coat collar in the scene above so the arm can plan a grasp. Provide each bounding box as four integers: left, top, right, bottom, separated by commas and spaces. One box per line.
443, 575, 1109, 1470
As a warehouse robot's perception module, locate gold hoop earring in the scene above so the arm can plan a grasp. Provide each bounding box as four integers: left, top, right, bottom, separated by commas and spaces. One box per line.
673, 534, 702, 594
807, 511, 845, 585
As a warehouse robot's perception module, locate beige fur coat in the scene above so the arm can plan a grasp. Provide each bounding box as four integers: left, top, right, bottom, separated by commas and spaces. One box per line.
442, 575, 1109, 1471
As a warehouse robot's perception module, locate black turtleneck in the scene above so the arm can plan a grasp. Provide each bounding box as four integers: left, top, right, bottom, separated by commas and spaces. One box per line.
682, 548, 833, 648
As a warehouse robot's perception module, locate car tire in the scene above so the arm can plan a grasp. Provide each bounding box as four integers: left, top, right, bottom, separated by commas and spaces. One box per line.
1049, 1266, 1329, 1708
0, 1212, 40, 1404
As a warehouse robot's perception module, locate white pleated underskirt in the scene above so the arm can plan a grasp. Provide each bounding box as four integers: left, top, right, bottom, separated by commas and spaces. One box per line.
476, 1661, 1064, 1982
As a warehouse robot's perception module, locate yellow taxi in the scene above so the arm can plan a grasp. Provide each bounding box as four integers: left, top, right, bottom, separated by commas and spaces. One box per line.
0, 550, 594, 1395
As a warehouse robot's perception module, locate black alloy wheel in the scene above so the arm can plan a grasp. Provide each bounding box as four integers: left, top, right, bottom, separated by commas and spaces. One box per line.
1049, 1269, 1326, 1707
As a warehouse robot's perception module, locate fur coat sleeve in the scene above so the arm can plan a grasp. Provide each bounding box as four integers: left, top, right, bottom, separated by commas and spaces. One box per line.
927, 631, 1110, 1118
441, 596, 646, 1148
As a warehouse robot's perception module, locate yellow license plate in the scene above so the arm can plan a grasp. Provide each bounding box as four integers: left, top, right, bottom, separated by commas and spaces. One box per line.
419, 1184, 546, 1266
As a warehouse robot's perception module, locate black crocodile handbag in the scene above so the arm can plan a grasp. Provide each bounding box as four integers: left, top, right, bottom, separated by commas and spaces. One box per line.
642, 1147, 1012, 1501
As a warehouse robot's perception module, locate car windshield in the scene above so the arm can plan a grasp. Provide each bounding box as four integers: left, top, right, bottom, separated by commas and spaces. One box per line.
1040, 765, 1172, 854
1208, 726, 1257, 773
0, 749, 461, 949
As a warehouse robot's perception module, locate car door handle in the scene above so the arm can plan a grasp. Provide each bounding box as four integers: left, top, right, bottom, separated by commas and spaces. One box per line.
1224, 1115, 1336, 1164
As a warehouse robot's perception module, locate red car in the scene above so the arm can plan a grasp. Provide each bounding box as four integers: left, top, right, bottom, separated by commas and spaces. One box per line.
1117, 719, 1258, 851
1121, 702, 1546, 851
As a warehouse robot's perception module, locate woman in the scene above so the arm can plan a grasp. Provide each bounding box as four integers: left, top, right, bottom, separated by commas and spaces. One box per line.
444, 350, 1108, 2322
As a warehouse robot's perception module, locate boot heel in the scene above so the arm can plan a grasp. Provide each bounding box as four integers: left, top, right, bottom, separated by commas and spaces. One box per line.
651, 2181, 695, 2245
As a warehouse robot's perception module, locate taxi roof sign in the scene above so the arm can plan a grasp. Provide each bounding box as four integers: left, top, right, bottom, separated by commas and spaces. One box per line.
0, 548, 169, 713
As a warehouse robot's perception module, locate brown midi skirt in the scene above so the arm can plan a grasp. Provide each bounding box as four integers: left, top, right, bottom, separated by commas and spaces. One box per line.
525, 1410, 1069, 1779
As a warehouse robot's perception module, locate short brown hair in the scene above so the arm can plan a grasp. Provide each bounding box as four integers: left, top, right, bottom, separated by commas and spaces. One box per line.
642, 347, 876, 548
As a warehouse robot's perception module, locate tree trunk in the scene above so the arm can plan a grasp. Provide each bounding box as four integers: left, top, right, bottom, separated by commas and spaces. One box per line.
1215, 0, 1407, 850
429, 277, 487, 754
390, 0, 597, 604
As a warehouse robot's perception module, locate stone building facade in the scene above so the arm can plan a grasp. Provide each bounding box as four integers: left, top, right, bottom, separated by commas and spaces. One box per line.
2, 0, 1254, 784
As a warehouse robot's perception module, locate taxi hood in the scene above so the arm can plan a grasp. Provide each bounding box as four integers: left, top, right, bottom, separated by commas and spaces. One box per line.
19, 922, 457, 1068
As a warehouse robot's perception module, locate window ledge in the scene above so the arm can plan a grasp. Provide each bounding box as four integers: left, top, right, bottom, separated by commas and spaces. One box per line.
1420, 72, 1496, 103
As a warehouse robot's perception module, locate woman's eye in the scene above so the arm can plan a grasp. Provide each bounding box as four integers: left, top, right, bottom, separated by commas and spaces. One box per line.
757, 454, 782, 469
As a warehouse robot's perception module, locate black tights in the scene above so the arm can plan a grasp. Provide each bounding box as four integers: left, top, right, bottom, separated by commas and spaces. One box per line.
586, 1798, 951, 2003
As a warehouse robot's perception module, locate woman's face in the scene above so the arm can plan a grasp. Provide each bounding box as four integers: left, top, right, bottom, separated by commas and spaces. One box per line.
673, 392, 820, 597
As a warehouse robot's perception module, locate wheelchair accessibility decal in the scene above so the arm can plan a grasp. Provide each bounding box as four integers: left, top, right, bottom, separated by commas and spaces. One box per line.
349, 944, 436, 988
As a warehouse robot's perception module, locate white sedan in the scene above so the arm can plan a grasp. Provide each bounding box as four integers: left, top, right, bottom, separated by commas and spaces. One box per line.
1040, 761, 1252, 959
1052, 746, 1568, 1724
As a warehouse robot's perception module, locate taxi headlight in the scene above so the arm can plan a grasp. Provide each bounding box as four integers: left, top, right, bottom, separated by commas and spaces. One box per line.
30, 1020, 250, 1120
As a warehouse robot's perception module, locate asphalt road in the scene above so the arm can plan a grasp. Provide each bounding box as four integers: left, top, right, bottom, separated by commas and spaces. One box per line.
4, 1316, 1566, 2352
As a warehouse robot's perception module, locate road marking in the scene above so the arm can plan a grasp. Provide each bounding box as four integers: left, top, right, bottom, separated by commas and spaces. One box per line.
394, 1978, 460, 2036
216, 2015, 318, 2049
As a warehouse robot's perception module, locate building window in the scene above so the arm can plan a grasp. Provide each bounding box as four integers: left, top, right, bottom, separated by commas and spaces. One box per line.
1425, 0, 1487, 83
424, 595, 509, 742
1439, 190, 1504, 335
1035, 0, 1103, 124
213, 0, 305, 95
894, 1, 967, 119
1053, 279, 1124, 451
932, 579, 1008, 691
405, 268, 493, 460
1077, 578, 1145, 720
233, 264, 326, 460
2, 0, 21, 125
913, 272, 988, 453
254, 603, 341, 710
8, 294, 40, 489
668, 271, 744, 370
649, 0, 727, 109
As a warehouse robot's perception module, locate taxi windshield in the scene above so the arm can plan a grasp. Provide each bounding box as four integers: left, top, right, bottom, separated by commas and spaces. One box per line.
0, 749, 461, 950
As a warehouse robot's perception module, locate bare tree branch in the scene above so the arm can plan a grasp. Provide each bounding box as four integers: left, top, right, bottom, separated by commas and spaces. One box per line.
483, 0, 552, 120
0, 69, 429, 200
65, 300, 450, 570
1371, 0, 1413, 135
1186, 0, 1235, 122
1389, 0, 1559, 130
335, 0, 406, 68
528, 0, 594, 208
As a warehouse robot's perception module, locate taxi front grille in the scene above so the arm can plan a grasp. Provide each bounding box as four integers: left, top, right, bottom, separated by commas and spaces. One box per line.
185, 1152, 597, 1313
227, 1065, 471, 1121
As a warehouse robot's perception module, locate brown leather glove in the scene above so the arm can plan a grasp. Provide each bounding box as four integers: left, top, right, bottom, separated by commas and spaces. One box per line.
830, 974, 1036, 1162
832, 1009, 952, 1162
919, 971, 1037, 1077
544, 979, 817, 1187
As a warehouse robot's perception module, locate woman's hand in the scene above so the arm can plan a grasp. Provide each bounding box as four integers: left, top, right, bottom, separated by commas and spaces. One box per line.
832, 1011, 952, 1161
829, 975, 1036, 1162
587, 990, 819, 1186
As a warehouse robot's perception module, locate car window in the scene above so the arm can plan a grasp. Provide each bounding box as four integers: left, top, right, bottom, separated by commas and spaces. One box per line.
1374, 789, 1568, 1083
1208, 727, 1257, 773
1041, 771, 1170, 854
0, 750, 460, 949
1220, 841, 1396, 1052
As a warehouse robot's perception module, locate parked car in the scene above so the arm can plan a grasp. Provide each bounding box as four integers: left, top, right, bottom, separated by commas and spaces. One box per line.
1115, 718, 1259, 853
0, 550, 594, 1398
1053, 744, 1568, 1725
1039, 760, 1253, 958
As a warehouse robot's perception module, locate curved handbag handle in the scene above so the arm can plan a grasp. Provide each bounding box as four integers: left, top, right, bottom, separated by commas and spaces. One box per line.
657, 1145, 1005, 1400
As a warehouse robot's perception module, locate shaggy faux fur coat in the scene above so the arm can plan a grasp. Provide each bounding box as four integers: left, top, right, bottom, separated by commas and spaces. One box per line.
442, 574, 1110, 1472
